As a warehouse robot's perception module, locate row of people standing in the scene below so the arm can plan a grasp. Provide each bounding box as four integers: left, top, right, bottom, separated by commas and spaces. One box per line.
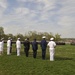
6, 37, 38, 58
0, 36, 56, 61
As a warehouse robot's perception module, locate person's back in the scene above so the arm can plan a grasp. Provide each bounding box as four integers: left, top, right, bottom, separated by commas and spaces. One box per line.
0, 41, 2, 55
48, 41, 56, 49
32, 40, 38, 51
16, 38, 21, 56
1, 38, 4, 47
7, 40, 11, 47
16, 40, 21, 48
32, 39, 38, 58
23, 38, 30, 57
1, 38, 4, 54
47, 38, 56, 61
41, 39, 47, 50
23, 40, 30, 50
7, 37, 11, 55
0, 41, 2, 50
41, 36, 47, 60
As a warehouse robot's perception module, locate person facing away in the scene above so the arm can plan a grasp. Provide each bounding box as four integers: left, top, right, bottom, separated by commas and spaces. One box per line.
1, 38, 4, 54
40, 36, 47, 60
32, 39, 38, 58
0, 39, 3, 55
10, 39, 13, 53
47, 38, 56, 61
7, 37, 11, 55
16, 38, 21, 56
23, 38, 30, 57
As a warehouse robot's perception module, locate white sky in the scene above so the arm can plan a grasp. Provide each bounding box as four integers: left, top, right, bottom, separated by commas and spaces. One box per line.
0, 0, 75, 38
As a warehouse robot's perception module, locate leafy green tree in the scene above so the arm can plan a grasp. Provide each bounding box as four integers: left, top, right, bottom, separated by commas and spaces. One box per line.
16, 33, 24, 41
55, 33, 61, 41
0, 27, 4, 39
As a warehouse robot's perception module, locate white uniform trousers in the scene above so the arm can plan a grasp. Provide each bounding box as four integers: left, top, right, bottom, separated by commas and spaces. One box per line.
49, 48, 55, 61
17, 48, 20, 56
7, 47, 10, 55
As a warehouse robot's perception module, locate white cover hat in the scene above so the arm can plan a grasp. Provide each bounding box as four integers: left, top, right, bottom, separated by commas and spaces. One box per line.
42, 36, 46, 38
18, 38, 20, 40
50, 38, 54, 41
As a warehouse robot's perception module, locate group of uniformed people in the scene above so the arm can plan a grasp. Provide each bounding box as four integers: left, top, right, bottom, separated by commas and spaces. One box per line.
0, 36, 56, 61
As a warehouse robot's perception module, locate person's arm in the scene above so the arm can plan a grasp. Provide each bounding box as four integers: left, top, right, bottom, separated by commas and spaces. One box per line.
54, 42, 56, 48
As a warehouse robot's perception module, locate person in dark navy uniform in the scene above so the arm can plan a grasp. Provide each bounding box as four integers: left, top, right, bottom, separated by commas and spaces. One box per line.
40, 36, 47, 60
23, 38, 30, 57
32, 39, 38, 58
10, 39, 12, 53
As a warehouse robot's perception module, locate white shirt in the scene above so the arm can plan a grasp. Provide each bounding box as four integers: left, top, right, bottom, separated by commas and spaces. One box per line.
16, 40, 21, 48
7, 40, 11, 47
0, 42, 2, 48
47, 41, 56, 49
2, 40, 4, 48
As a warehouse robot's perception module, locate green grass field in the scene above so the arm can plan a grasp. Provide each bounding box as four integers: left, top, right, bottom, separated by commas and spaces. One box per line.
0, 44, 75, 75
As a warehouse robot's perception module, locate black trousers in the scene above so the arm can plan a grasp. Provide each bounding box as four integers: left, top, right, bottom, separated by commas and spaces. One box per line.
10, 46, 12, 53
42, 49, 46, 60
33, 50, 37, 58
24, 48, 29, 57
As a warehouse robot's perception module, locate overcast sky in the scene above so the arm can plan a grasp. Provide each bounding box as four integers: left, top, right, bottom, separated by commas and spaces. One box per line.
0, 0, 75, 38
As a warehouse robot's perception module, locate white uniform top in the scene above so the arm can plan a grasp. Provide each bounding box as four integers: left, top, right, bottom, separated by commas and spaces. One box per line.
47, 41, 56, 49
16, 40, 21, 48
2, 41, 4, 48
0, 42, 2, 51
7, 40, 11, 47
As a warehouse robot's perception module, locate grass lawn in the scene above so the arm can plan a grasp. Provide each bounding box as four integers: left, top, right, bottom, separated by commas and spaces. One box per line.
0, 44, 75, 75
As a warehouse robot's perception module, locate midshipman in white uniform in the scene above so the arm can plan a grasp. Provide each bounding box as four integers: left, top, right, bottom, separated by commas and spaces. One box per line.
16, 38, 21, 56
0, 39, 3, 55
7, 37, 11, 55
1, 38, 4, 54
47, 38, 56, 61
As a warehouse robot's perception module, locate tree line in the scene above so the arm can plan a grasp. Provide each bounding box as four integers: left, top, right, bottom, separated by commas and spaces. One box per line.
0, 27, 61, 41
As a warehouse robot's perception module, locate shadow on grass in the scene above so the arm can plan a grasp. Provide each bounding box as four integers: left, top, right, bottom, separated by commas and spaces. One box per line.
55, 56, 73, 61
9, 51, 73, 61
44, 56, 73, 61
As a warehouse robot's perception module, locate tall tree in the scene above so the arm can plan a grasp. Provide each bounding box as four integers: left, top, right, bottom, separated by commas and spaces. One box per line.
55, 33, 61, 41
0, 27, 4, 39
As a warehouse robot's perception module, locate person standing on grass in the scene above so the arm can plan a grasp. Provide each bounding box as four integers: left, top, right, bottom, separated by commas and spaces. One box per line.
10, 39, 12, 53
40, 36, 47, 60
32, 39, 38, 58
7, 37, 11, 55
1, 38, 4, 54
0, 39, 3, 55
16, 38, 21, 56
47, 38, 56, 61
23, 38, 30, 57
